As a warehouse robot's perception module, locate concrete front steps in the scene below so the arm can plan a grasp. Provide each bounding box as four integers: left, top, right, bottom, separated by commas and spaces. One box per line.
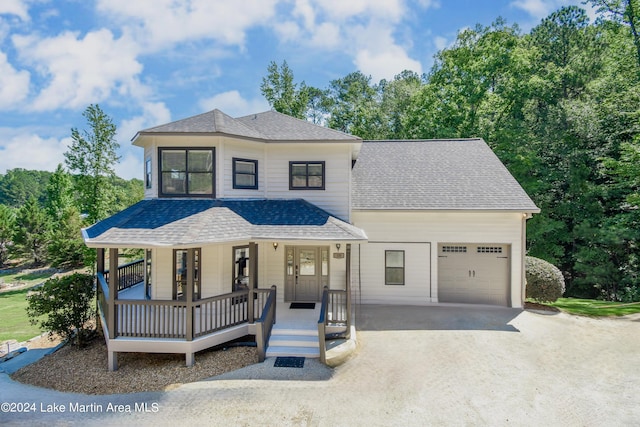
266, 326, 320, 358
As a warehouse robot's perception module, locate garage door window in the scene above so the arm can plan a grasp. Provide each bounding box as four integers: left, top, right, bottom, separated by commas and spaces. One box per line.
477, 246, 502, 253
385, 250, 405, 285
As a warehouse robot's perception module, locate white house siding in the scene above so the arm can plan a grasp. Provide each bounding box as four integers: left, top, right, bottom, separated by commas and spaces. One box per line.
219, 139, 266, 198
143, 145, 155, 199
153, 248, 173, 300
352, 211, 527, 308
264, 144, 353, 221
352, 242, 431, 304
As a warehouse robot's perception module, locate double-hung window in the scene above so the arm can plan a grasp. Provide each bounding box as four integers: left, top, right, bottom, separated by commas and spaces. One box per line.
289, 161, 325, 190
159, 148, 214, 197
233, 158, 258, 189
385, 250, 405, 286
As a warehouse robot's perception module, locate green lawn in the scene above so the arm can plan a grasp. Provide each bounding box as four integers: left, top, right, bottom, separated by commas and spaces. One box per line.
549, 298, 640, 317
0, 288, 45, 342
0, 270, 56, 343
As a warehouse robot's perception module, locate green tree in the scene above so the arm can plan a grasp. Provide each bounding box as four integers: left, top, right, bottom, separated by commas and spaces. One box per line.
46, 206, 86, 269
325, 71, 382, 138
0, 204, 15, 267
65, 104, 120, 224
260, 60, 310, 119
26, 273, 95, 346
45, 164, 74, 222
13, 197, 51, 265
586, 0, 640, 66
0, 169, 52, 207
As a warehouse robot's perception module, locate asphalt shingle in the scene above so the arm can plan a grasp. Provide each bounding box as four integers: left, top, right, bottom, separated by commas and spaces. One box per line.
352, 139, 539, 211
136, 109, 359, 142
83, 199, 367, 247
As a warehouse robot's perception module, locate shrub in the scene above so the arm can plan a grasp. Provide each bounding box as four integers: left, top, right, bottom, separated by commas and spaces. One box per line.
26, 273, 95, 346
525, 256, 565, 303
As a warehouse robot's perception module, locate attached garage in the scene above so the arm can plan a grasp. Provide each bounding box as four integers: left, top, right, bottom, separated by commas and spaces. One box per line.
351, 139, 540, 308
438, 243, 511, 306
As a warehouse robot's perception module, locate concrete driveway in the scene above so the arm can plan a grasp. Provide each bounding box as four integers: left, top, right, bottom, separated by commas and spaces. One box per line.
2, 305, 639, 426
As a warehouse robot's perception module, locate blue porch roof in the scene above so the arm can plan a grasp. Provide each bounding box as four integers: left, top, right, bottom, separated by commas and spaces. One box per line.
82, 199, 367, 248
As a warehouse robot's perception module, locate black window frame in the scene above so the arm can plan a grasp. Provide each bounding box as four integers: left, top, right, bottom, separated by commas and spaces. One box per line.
385, 250, 405, 286
158, 147, 215, 198
289, 161, 325, 190
232, 158, 258, 190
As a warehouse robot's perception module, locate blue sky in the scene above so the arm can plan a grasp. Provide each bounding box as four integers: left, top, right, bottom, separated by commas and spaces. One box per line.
0, 0, 594, 180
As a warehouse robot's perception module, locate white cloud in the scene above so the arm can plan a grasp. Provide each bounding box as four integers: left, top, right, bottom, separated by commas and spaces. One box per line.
114, 149, 143, 180
273, 0, 427, 81
0, 0, 30, 21
12, 29, 144, 112
96, 0, 279, 52
355, 47, 423, 82
198, 90, 270, 117
0, 51, 30, 109
309, 22, 341, 49
0, 130, 70, 174
434, 36, 449, 51
118, 101, 172, 143
511, 0, 597, 21
315, 0, 406, 22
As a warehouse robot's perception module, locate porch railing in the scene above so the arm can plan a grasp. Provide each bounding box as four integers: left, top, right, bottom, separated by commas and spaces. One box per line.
104, 259, 145, 293
318, 287, 350, 364
255, 285, 277, 362
97, 272, 110, 336
97, 259, 277, 343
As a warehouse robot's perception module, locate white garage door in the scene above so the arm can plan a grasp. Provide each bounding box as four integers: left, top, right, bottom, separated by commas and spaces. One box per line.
438, 244, 510, 306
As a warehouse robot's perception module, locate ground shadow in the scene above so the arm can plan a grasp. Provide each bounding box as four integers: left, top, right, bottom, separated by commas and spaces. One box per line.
355, 304, 522, 332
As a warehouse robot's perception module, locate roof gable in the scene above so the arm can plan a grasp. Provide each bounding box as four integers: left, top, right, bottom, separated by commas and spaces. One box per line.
352, 139, 539, 212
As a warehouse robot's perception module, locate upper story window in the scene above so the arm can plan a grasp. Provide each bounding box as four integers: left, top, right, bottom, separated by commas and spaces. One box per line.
145, 157, 152, 189
289, 161, 325, 190
233, 158, 258, 190
159, 148, 215, 197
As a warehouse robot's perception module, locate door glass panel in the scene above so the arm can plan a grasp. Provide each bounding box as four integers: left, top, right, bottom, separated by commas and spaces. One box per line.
321, 248, 328, 276
175, 249, 187, 300
234, 246, 249, 292
299, 249, 316, 275
286, 248, 294, 276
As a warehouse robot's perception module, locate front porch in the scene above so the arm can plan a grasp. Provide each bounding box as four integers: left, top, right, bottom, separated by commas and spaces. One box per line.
96, 255, 351, 371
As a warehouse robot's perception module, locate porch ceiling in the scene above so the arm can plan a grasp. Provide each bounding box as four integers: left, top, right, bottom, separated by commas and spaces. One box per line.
82, 199, 367, 248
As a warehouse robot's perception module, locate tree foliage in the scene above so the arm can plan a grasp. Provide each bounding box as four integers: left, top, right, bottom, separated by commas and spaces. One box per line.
65, 104, 120, 224
0, 169, 52, 208
0, 204, 15, 267
261, 60, 311, 120
26, 273, 96, 346
13, 197, 50, 265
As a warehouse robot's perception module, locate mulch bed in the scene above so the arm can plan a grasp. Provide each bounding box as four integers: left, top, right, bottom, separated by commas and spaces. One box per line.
11, 335, 259, 395
524, 301, 560, 313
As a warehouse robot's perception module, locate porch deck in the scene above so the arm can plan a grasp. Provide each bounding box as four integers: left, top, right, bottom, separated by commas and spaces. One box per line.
97, 260, 350, 368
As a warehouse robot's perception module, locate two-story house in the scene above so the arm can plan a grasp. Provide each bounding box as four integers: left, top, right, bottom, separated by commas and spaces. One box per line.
83, 109, 539, 371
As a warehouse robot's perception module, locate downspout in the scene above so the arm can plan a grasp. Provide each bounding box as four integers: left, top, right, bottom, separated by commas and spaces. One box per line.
521, 213, 528, 308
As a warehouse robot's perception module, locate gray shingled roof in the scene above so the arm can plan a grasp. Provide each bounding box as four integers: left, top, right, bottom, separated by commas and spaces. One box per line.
83, 199, 367, 248
135, 109, 359, 142
352, 139, 540, 211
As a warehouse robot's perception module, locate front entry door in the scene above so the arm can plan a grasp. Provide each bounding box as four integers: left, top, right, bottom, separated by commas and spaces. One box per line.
285, 246, 329, 302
